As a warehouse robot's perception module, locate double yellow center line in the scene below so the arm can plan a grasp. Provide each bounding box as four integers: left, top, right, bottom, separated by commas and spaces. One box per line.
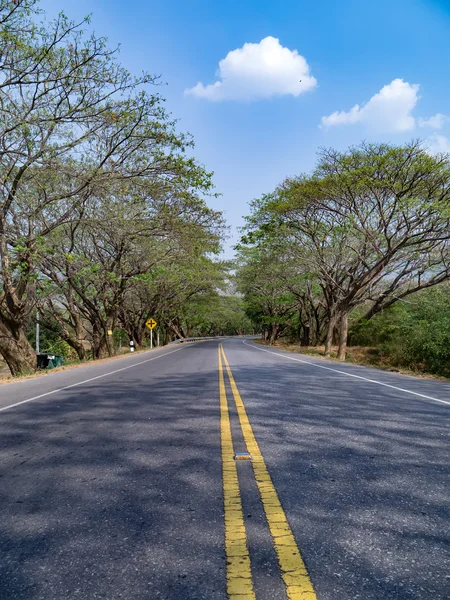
218, 343, 317, 600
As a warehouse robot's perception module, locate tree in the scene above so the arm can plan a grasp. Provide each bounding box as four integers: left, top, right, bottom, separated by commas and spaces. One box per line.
350, 284, 450, 377
40, 174, 223, 358
155, 257, 229, 340
235, 242, 298, 344
0, 1, 224, 373
243, 142, 450, 359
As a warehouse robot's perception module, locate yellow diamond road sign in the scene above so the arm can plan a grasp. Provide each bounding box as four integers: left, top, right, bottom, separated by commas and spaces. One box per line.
146, 318, 157, 330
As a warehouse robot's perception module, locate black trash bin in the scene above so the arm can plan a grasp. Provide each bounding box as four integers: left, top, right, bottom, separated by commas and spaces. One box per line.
36, 353, 64, 369
36, 353, 50, 369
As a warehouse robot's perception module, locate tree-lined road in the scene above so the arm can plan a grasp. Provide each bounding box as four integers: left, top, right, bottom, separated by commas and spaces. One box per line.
0, 339, 449, 599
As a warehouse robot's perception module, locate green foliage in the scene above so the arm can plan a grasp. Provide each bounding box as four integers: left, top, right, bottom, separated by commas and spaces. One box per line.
350, 286, 450, 377
239, 140, 450, 355
41, 338, 74, 360
27, 321, 76, 360
182, 295, 253, 337
0, 0, 227, 374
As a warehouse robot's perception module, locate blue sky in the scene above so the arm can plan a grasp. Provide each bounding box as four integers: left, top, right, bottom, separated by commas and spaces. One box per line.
41, 0, 450, 255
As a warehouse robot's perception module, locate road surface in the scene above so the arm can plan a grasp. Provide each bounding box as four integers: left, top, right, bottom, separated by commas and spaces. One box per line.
0, 339, 448, 599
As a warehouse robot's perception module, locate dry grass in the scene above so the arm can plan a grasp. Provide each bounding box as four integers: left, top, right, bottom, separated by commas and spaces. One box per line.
0, 346, 157, 385
255, 340, 450, 381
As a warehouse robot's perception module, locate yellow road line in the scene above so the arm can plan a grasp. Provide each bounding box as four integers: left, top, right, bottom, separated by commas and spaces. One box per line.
220, 345, 317, 600
218, 345, 256, 600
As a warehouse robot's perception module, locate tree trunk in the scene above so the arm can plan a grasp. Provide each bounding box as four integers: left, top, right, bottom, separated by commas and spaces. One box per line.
337, 314, 349, 361
93, 311, 117, 359
92, 322, 105, 359
132, 328, 142, 347
65, 338, 87, 361
301, 322, 310, 347
314, 308, 324, 346
134, 322, 147, 347
268, 323, 280, 345
72, 313, 88, 360
0, 317, 37, 375
97, 331, 115, 358
169, 321, 185, 340
163, 328, 170, 345
56, 316, 87, 360
94, 338, 107, 359
324, 313, 337, 356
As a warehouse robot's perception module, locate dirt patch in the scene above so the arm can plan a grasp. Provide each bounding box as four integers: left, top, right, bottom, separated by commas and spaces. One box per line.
255, 340, 450, 382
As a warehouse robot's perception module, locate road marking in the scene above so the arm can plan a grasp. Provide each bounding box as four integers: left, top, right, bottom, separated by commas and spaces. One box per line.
218, 345, 256, 600
221, 345, 317, 600
0, 347, 186, 414
235, 452, 252, 461
243, 340, 450, 407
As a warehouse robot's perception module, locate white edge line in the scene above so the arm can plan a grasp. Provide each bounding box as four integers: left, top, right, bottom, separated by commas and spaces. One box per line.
243, 340, 450, 407
0, 346, 186, 414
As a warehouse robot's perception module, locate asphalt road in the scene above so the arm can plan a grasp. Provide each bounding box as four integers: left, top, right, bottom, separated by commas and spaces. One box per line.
0, 339, 449, 600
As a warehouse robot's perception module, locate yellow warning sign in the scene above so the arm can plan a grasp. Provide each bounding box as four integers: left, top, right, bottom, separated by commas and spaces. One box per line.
146, 318, 157, 330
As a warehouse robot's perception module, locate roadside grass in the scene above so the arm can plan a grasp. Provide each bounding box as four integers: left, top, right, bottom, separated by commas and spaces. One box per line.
255, 339, 450, 382
0, 346, 160, 385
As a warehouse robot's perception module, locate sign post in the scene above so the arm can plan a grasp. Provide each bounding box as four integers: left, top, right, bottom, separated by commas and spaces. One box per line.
36, 310, 40, 354
145, 318, 157, 350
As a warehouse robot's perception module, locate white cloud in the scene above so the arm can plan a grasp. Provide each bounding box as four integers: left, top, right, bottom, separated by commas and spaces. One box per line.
321, 78, 420, 133
426, 134, 450, 155
419, 113, 450, 129
185, 36, 317, 101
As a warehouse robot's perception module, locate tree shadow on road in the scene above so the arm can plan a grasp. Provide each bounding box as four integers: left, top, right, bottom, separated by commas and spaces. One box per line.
1, 347, 449, 600
0, 357, 225, 600
226, 357, 450, 600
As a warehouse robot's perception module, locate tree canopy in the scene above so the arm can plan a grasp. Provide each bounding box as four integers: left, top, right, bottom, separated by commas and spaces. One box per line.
238, 141, 450, 360
0, 0, 249, 375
